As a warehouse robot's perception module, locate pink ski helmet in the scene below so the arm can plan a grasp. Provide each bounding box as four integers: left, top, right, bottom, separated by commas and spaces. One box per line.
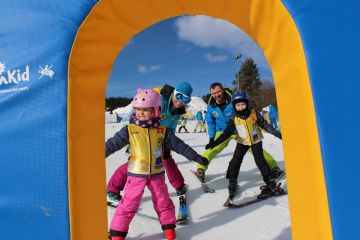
132, 88, 162, 118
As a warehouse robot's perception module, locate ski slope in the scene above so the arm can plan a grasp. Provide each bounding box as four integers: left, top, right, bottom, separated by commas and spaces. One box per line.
105, 121, 291, 240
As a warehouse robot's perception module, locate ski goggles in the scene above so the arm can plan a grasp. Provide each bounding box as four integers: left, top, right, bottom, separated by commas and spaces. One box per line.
174, 90, 191, 104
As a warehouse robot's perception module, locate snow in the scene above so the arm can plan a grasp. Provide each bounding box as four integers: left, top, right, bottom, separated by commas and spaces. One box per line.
105, 121, 291, 240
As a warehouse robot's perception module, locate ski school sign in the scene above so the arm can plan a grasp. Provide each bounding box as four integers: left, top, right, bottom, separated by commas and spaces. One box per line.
1, 0, 359, 240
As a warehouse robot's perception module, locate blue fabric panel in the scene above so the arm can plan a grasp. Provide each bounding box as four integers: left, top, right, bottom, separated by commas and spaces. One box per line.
0, 0, 96, 239
282, 0, 360, 239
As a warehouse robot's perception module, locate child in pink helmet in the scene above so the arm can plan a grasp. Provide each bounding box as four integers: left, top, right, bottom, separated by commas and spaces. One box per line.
106, 89, 208, 240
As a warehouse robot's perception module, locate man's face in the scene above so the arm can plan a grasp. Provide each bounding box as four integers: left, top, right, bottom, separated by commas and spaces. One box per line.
172, 95, 185, 108
210, 86, 224, 103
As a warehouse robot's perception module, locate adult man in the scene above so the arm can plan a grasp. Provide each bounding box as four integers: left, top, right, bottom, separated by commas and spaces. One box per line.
195, 82, 282, 183
107, 82, 204, 203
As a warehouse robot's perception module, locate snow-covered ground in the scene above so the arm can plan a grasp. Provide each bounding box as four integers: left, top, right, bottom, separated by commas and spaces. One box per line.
105, 121, 291, 240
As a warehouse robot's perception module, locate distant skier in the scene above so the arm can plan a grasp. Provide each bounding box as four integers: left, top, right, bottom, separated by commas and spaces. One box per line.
268, 104, 279, 130
106, 89, 208, 240
193, 110, 205, 133
205, 90, 283, 200
178, 116, 189, 133
262, 110, 270, 124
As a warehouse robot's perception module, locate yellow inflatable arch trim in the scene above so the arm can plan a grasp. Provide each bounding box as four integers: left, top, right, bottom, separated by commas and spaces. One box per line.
68, 0, 332, 239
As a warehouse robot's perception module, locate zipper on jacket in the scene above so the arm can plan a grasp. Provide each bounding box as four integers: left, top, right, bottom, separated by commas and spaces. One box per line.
148, 128, 152, 176
244, 118, 253, 145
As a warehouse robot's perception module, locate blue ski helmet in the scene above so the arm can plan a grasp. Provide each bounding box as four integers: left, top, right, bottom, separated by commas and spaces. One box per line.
231, 90, 250, 105
232, 90, 250, 117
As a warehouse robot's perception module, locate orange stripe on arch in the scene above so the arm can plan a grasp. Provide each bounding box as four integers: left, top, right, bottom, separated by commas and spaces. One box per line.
68, 0, 333, 239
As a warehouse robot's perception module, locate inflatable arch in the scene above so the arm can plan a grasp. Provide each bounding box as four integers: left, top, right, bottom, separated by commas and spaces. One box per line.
1, 0, 359, 239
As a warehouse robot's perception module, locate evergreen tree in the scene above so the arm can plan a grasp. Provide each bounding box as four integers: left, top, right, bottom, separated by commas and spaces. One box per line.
232, 57, 262, 98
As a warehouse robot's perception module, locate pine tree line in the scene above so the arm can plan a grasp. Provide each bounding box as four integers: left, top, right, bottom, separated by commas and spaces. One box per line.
106, 97, 133, 112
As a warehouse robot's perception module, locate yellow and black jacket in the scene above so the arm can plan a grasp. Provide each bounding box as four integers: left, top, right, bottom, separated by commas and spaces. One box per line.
105, 123, 204, 178
212, 108, 282, 147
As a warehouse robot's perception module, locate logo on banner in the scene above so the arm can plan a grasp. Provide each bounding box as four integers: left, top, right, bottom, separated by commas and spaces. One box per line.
0, 62, 30, 86
0, 61, 55, 94
38, 65, 55, 79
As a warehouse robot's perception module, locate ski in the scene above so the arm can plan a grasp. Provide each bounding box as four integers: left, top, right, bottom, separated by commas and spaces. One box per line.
176, 195, 189, 225
107, 201, 158, 221
224, 171, 287, 208
225, 190, 287, 208
190, 170, 215, 193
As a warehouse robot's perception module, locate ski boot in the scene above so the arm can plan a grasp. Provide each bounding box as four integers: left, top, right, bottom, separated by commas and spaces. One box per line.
271, 166, 285, 180
175, 184, 187, 196
164, 228, 176, 240
109, 229, 127, 240
195, 168, 205, 182
107, 190, 122, 207
109, 237, 125, 240
162, 225, 176, 240
228, 179, 239, 200
224, 179, 239, 207
257, 178, 285, 199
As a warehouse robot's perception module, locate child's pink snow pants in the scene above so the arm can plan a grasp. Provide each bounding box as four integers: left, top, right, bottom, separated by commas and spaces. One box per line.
107, 154, 184, 194
110, 175, 176, 232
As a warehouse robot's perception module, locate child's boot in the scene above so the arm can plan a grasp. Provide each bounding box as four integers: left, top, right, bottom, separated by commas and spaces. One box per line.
195, 168, 205, 182
228, 179, 239, 199
257, 178, 277, 199
109, 229, 127, 240
271, 165, 285, 179
175, 184, 187, 196
107, 190, 122, 206
164, 228, 176, 240
110, 237, 125, 240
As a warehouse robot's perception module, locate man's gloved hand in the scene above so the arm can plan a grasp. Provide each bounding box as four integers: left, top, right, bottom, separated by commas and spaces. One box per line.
206, 138, 217, 149
205, 138, 215, 149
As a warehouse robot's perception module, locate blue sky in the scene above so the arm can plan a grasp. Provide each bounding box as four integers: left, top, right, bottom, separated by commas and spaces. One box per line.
106, 15, 273, 98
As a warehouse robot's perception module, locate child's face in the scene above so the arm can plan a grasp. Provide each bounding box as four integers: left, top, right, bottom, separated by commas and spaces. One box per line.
235, 102, 247, 111
135, 108, 153, 121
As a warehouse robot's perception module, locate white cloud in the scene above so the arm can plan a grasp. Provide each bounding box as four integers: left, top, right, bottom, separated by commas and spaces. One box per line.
203, 53, 229, 63
174, 15, 270, 68
138, 65, 162, 74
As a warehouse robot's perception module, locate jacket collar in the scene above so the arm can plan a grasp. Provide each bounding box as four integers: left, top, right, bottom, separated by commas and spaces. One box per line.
208, 88, 233, 106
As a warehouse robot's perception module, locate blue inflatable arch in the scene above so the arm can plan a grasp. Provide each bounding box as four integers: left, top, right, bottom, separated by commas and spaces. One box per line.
1, 0, 359, 239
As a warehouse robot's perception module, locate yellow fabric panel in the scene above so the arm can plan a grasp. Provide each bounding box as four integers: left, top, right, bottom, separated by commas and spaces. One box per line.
234, 109, 264, 146
68, 1, 332, 240
128, 124, 166, 176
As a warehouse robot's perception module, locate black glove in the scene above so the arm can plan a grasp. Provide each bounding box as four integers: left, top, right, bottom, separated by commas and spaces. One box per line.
205, 138, 215, 149
163, 148, 171, 159
195, 156, 209, 166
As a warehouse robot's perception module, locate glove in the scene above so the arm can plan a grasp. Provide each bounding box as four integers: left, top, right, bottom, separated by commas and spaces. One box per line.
195, 156, 209, 166
205, 138, 215, 149
163, 148, 171, 159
